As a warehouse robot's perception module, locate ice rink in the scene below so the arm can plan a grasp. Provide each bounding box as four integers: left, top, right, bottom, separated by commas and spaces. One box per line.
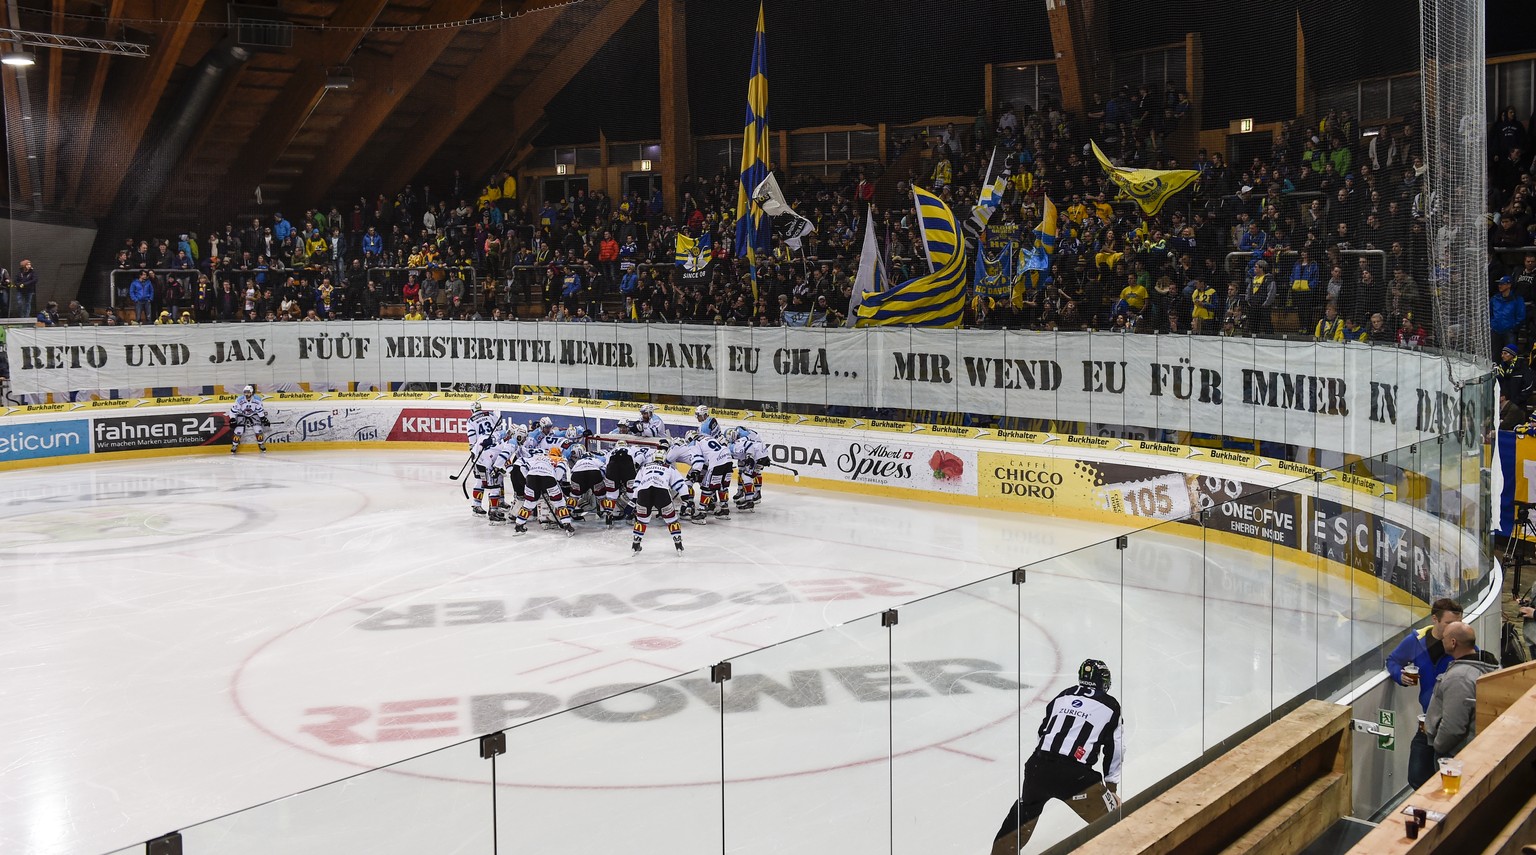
0, 450, 1417, 855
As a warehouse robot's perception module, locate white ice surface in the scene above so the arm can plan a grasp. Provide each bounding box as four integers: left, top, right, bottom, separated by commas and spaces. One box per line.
0, 450, 1413, 855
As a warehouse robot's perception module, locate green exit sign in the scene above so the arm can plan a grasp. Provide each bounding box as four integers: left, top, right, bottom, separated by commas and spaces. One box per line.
1378, 709, 1396, 750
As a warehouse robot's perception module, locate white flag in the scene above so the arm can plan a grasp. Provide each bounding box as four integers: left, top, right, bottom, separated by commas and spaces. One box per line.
753, 171, 816, 250
846, 205, 886, 327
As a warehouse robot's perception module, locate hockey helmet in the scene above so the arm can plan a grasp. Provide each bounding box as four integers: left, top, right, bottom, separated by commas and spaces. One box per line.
471, 401, 483, 413
694, 404, 710, 421
567, 445, 586, 462
639, 403, 655, 417
1078, 659, 1112, 691
725, 426, 741, 443
684, 430, 700, 444
653, 450, 668, 465
242, 384, 254, 395
657, 437, 671, 449
512, 424, 528, 442
538, 416, 554, 430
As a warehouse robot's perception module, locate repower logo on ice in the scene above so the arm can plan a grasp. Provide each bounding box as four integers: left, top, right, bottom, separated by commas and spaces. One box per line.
387, 408, 468, 442
0, 419, 89, 461
240, 574, 1052, 787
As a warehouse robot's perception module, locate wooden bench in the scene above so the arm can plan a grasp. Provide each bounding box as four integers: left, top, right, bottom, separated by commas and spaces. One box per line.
1347, 680, 1536, 854
1073, 701, 1353, 855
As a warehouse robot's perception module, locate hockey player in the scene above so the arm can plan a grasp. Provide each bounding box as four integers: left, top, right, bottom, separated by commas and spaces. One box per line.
623, 404, 667, 438
727, 426, 769, 509
629, 449, 688, 552
466, 401, 495, 451
467, 429, 498, 515
228, 385, 269, 454
992, 659, 1126, 854
523, 416, 560, 455
660, 436, 700, 520
694, 404, 723, 439
601, 439, 641, 522
688, 429, 735, 518
506, 424, 529, 504
566, 445, 611, 522
479, 428, 519, 522
514, 444, 575, 536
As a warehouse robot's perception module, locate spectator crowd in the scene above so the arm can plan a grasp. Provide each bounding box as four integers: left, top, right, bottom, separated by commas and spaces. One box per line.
20, 83, 1535, 361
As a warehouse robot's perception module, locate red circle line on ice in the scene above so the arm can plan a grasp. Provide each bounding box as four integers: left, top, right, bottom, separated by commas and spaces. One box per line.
230, 566, 1063, 790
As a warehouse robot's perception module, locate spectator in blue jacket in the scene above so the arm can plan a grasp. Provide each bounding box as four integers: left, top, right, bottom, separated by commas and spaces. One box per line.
1492, 275, 1526, 356
361, 226, 383, 266
129, 271, 155, 324
1385, 597, 1463, 789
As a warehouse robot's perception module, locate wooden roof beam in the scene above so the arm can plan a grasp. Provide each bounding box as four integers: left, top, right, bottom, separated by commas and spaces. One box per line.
460, 0, 648, 187
188, 0, 391, 226
62, 0, 125, 211
78, 0, 207, 216
375, 6, 567, 192
290, 0, 487, 209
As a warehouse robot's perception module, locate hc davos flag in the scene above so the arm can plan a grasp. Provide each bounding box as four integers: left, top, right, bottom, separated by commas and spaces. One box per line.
675, 231, 712, 282
855, 187, 967, 327
1090, 140, 1200, 215
1013, 195, 1059, 305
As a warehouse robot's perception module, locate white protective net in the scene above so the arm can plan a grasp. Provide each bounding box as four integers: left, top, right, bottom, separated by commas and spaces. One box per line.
1419, 0, 1489, 360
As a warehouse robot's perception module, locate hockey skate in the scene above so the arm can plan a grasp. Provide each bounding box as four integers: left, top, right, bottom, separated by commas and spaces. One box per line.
714, 505, 730, 519
674, 539, 684, 552
560, 522, 576, 537
471, 506, 488, 516
632, 538, 643, 553
487, 509, 506, 524
513, 521, 527, 535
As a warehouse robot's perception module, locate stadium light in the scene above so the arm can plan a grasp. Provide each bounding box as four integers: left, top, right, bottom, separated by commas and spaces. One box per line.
1, 48, 35, 66
323, 66, 353, 90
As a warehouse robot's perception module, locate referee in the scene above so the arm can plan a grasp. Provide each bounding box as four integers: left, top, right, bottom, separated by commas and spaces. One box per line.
992, 659, 1126, 854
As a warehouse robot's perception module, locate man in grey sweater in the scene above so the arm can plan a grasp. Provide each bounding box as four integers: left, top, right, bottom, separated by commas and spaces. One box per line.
1425, 622, 1500, 758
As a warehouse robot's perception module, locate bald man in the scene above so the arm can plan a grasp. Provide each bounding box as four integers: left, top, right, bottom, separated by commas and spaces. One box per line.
1424, 622, 1499, 759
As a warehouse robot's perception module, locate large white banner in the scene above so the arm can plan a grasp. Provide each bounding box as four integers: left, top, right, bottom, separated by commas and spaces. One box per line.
6, 322, 1485, 457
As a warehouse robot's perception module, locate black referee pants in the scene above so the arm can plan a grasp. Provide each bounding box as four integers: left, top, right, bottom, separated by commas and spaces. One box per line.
992, 753, 1115, 852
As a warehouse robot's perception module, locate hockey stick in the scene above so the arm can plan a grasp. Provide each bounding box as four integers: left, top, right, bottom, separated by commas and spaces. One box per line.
448, 452, 474, 481
768, 462, 802, 482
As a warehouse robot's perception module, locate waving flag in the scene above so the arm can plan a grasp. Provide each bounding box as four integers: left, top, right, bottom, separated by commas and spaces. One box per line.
734, 3, 771, 304
1090, 140, 1200, 215
969, 148, 1007, 233
855, 187, 967, 328
1013, 195, 1058, 305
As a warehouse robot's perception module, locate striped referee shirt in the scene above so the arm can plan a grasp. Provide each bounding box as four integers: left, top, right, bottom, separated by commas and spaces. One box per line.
1033, 685, 1126, 784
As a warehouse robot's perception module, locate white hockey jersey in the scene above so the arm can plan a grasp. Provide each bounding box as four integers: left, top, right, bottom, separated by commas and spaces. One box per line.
633, 413, 667, 438
630, 462, 688, 499
571, 451, 607, 476
523, 451, 571, 482
731, 436, 769, 465
228, 395, 267, 425
664, 441, 695, 466
467, 410, 495, 448
690, 437, 733, 471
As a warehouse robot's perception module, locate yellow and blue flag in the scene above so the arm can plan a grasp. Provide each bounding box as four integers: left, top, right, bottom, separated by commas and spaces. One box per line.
1090, 140, 1200, 215
734, 3, 771, 304
856, 187, 967, 328
1013, 195, 1058, 305
675, 230, 712, 281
